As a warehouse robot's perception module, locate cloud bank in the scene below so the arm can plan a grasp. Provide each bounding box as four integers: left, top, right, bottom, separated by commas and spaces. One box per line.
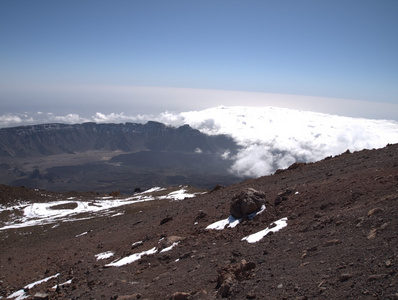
1, 106, 397, 178
171, 106, 398, 177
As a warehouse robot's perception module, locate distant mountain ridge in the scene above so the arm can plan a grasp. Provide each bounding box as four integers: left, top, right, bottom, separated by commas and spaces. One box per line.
0, 122, 242, 192
0, 121, 238, 157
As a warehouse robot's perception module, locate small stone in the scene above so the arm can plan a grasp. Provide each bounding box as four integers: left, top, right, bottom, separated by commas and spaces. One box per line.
277, 283, 283, 289
218, 281, 232, 298
356, 217, 364, 227
314, 213, 323, 219
367, 208, 383, 217
368, 274, 387, 281
118, 294, 142, 300
323, 239, 342, 247
335, 220, 344, 226
195, 210, 208, 221
169, 292, 190, 300
109, 190, 120, 197
246, 292, 256, 299
367, 228, 377, 239
307, 246, 318, 252
33, 293, 49, 300
339, 273, 352, 282
385, 260, 392, 267
160, 216, 173, 225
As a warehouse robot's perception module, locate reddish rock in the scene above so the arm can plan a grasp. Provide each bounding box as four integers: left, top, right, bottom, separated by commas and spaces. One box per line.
230, 188, 266, 219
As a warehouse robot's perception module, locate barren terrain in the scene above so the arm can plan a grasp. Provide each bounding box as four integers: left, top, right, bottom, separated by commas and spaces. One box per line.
0, 144, 397, 299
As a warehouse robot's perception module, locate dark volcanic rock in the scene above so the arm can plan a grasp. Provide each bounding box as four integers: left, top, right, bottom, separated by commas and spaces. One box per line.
160, 216, 173, 225
230, 188, 266, 219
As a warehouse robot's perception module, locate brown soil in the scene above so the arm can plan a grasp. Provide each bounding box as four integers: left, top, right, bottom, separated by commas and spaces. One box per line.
0, 144, 397, 299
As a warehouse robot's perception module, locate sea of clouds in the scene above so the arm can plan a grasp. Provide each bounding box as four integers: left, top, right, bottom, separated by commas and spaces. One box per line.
171, 106, 398, 177
1, 106, 398, 178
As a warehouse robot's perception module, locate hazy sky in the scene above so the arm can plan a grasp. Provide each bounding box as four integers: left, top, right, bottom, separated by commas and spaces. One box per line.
1, 0, 397, 120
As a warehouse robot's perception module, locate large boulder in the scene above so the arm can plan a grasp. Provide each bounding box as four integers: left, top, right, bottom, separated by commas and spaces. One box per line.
229, 188, 266, 219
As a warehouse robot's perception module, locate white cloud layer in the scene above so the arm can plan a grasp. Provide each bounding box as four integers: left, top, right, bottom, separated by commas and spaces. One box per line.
1, 106, 397, 178
167, 106, 398, 177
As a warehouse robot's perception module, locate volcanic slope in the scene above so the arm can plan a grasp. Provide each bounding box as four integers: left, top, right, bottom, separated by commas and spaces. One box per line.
0, 144, 397, 299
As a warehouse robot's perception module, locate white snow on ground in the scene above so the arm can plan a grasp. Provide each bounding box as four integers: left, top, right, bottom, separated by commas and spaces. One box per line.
206, 205, 266, 230
110, 212, 124, 217
241, 217, 288, 243
132, 241, 143, 247
75, 231, 88, 237
105, 247, 158, 267
206, 215, 240, 230
105, 241, 181, 267
52, 279, 72, 289
95, 251, 114, 260
159, 242, 180, 253
7, 273, 60, 300
0, 186, 202, 231
0, 202, 29, 212
141, 187, 166, 194
158, 188, 198, 200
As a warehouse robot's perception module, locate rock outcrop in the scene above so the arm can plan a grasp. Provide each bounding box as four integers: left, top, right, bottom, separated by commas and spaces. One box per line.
230, 188, 266, 219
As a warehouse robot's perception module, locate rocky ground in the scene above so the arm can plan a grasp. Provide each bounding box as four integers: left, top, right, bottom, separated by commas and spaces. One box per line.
0, 144, 397, 299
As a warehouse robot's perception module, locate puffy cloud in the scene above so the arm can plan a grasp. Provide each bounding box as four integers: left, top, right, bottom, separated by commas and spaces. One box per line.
0, 114, 24, 127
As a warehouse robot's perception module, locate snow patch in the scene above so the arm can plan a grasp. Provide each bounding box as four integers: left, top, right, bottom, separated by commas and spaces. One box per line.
241, 217, 288, 243
159, 242, 179, 253
158, 188, 197, 200
0, 186, 202, 231
75, 231, 88, 237
141, 187, 166, 194
206, 205, 266, 230
52, 279, 72, 289
206, 215, 240, 230
7, 273, 60, 300
95, 251, 114, 260
106, 247, 158, 267
132, 241, 143, 247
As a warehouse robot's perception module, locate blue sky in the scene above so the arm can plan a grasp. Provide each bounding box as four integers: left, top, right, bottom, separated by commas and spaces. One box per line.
0, 0, 397, 120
